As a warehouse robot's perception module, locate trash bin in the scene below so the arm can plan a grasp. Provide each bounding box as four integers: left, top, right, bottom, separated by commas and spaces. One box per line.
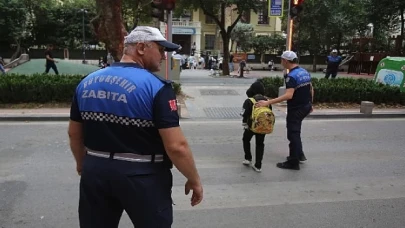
374, 57, 405, 92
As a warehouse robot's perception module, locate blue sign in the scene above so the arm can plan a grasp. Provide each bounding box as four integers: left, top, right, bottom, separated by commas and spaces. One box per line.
269, 0, 283, 17
172, 28, 196, 35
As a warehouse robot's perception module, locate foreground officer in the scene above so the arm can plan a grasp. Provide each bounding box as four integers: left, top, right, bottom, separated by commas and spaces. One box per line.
68, 26, 203, 228
256, 51, 314, 170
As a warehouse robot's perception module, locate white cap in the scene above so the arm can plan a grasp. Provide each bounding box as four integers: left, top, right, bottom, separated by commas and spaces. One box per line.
124, 26, 180, 52
332, 49, 337, 53
281, 51, 298, 61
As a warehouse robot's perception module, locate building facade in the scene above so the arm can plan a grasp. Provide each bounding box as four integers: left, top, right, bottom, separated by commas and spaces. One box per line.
159, 3, 282, 56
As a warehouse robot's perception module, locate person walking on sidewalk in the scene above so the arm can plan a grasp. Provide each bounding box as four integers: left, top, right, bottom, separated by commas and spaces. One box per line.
44, 44, 59, 75
256, 51, 314, 170
241, 80, 272, 172
0, 56, 5, 74
325, 49, 342, 79
68, 26, 203, 228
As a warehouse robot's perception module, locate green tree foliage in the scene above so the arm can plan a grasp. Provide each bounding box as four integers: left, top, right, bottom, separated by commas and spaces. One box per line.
231, 23, 254, 53
0, 0, 98, 54
0, 0, 31, 59
251, 34, 285, 63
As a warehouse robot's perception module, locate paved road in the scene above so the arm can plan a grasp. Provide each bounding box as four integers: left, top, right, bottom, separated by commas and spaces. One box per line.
1, 118, 404, 228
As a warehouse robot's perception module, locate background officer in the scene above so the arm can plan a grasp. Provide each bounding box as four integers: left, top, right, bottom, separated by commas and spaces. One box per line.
68, 26, 203, 228
255, 51, 314, 170
325, 49, 342, 79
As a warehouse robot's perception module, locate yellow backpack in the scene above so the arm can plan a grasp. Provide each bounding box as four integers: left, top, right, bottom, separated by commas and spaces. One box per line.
249, 98, 275, 134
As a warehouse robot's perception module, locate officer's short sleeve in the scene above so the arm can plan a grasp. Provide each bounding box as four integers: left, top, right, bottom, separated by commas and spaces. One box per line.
285, 76, 298, 89
153, 84, 180, 129
70, 93, 83, 122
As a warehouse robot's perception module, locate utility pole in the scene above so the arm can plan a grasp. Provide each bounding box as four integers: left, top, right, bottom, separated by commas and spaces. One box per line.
166, 10, 173, 80
278, 0, 293, 100
80, 9, 87, 64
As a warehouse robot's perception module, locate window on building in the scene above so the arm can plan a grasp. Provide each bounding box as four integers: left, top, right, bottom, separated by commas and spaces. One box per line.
205, 15, 215, 24
205, 34, 216, 50
241, 10, 251, 23
258, 0, 269, 24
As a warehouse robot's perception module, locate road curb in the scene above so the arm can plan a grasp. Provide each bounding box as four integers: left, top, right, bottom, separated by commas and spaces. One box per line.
306, 113, 405, 119
0, 113, 404, 121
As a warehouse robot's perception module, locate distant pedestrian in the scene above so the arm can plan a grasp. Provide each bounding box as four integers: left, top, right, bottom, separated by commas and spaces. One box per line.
229, 53, 234, 72
44, 44, 59, 75
238, 60, 246, 78
325, 49, 342, 79
268, 60, 274, 71
106, 52, 114, 66
0, 56, 5, 74
256, 51, 314, 170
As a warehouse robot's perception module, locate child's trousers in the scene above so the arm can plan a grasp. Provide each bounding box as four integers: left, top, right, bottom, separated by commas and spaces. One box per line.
243, 129, 265, 169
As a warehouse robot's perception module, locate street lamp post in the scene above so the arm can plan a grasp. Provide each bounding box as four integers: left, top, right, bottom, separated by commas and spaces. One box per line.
278, 0, 293, 104
80, 9, 88, 64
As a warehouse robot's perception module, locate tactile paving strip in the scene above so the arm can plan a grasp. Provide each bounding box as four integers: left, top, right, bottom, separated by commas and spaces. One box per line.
200, 89, 239, 96
203, 107, 242, 119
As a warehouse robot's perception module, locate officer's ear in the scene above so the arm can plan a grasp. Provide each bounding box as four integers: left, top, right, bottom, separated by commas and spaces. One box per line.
134, 43, 146, 55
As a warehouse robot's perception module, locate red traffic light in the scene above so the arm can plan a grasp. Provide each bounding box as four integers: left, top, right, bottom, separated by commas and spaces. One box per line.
293, 0, 304, 5
151, 0, 175, 11
164, 0, 175, 10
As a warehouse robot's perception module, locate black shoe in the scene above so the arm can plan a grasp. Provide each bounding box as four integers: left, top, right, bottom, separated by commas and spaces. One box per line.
287, 155, 307, 162
277, 161, 300, 170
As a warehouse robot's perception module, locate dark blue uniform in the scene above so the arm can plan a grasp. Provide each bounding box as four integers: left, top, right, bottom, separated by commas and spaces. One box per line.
325, 55, 342, 79
285, 66, 312, 163
70, 62, 179, 228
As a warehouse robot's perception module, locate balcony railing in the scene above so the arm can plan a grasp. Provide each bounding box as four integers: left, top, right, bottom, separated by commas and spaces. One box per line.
171, 21, 201, 27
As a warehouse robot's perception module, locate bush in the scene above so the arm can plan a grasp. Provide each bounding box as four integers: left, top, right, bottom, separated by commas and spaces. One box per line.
0, 73, 182, 104
258, 77, 405, 105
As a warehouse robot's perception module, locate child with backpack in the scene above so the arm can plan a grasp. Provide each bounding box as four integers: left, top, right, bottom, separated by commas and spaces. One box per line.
241, 80, 275, 172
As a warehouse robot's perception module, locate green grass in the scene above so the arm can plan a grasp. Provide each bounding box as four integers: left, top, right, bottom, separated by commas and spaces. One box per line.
7, 59, 99, 75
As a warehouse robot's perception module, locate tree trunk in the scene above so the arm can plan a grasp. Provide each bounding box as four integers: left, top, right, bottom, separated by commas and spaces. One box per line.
336, 32, 342, 52
230, 40, 234, 52
400, 7, 404, 55
312, 54, 317, 73
219, 3, 230, 76
401, 8, 404, 39
91, 0, 127, 61
222, 34, 230, 76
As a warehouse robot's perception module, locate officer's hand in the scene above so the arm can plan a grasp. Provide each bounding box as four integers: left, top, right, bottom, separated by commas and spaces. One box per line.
310, 107, 314, 113
255, 100, 268, 108
76, 164, 82, 176
185, 180, 203, 206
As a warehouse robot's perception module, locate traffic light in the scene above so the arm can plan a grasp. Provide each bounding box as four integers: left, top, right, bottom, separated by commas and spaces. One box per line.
151, 0, 165, 21
151, 0, 176, 21
164, 0, 175, 11
290, 0, 304, 18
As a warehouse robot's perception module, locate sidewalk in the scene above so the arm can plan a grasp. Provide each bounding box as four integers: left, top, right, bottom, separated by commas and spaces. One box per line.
222, 70, 374, 80
1, 103, 404, 122
0, 70, 403, 121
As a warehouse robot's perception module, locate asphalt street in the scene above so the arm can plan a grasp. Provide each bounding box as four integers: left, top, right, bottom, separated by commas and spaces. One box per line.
1, 118, 404, 228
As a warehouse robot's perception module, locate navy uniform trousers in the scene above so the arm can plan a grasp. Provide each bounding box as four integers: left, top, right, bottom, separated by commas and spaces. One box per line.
79, 155, 173, 228
286, 104, 312, 161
